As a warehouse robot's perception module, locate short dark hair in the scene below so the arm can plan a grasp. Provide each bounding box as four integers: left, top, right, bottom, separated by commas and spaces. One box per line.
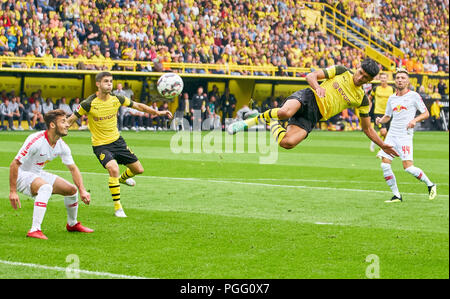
361, 58, 380, 78
95, 71, 113, 82
44, 109, 66, 129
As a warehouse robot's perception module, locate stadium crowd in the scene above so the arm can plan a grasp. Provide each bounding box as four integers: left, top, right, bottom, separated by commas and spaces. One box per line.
344, 0, 449, 73
0, 0, 448, 74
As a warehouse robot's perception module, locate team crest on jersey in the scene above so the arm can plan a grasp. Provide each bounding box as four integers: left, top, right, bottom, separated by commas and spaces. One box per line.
332, 82, 339, 89
100, 153, 105, 161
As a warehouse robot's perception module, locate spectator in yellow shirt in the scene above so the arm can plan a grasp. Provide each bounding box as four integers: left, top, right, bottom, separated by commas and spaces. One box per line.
431, 87, 442, 100
430, 98, 445, 130
42, 47, 54, 69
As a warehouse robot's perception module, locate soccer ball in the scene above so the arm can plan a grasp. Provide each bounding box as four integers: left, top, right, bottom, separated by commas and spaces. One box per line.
157, 73, 184, 99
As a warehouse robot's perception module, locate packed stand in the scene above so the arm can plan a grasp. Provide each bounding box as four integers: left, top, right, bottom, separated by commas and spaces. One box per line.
1, 0, 447, 74
331, 0, 449, 73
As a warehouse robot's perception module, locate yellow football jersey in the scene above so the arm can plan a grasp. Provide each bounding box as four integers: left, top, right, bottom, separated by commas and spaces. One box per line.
371, 85, 394, 114
74, 93, 134, 146
314, 65, 370, 120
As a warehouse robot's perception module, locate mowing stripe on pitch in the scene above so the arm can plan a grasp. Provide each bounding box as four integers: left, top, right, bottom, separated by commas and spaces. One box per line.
0, 259, 153, 279
0, 167, 448, 198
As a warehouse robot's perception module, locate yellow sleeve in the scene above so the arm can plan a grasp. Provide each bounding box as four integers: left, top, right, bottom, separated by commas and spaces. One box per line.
323, 65, 348, 79
74, 94, 96, 118
116, 95, 134, 107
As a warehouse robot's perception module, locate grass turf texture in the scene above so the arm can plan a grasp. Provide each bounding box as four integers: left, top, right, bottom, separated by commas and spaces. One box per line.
0, 130, 448, 279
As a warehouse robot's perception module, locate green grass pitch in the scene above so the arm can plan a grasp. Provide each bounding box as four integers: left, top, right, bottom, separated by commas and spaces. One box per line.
0, 130, 448, 279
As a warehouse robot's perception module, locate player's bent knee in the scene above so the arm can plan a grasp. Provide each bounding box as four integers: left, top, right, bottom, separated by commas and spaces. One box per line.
279, 138, 297, 149
38, 184, 53, 195
137, 167, 144, 175
105, 161, 120, 176
68, 184, 78, 196
278, 107, 298, 120
277, 109, 290, 120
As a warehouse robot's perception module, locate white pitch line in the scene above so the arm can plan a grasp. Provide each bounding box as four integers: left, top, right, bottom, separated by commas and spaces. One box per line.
0, 259, 152, 279
239, 178, 449, 186
0, 167, 448, 199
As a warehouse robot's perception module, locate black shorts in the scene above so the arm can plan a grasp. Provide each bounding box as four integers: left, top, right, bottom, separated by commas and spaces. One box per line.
92, 136, 138, 168
282, 88, 322, 136
374, 113, 390, 130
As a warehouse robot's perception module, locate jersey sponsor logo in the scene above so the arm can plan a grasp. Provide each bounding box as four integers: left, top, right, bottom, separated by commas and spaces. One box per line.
92, 113, 116, 121
36, 160, 50, 166
393, 105, 407, 112
333, 82, 351, 104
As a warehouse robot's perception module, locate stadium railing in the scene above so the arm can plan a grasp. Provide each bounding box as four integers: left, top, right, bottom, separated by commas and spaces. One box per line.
303, 1, 403, 70
0, 56, 311, 77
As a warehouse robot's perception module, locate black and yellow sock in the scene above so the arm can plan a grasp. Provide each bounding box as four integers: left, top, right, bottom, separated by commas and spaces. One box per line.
245, 108, 280, 127
108, 177, 122, 211
270, 121, 287, 144
119, 168, 135, 184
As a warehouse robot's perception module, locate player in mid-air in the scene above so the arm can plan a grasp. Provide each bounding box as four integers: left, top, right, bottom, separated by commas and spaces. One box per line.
228, 58, 398, 158
67, 72, 173, 218
9, 109, 93, 239
376, 68, 437, 202
369, 72, 394, 152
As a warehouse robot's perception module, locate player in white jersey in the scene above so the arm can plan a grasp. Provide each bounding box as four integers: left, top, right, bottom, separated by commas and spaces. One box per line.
9, 109, 94, 239
376, 68, 437, 203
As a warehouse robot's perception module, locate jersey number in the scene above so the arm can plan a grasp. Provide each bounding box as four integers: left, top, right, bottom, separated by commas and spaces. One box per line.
402, 146, 411, 155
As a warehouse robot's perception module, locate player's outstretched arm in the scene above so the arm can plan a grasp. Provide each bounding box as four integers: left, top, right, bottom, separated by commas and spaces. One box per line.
132, 102, 173, 119
9, 159, 21, 209
67, 113, 79, 127
306, 69, 326, 98
67, 163, 91, 205
361, 116, 399, 157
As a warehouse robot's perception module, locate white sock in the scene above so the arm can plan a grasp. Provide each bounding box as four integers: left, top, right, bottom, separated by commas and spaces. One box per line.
405, 166, 433, 187
381, 163, 401, 198
64, 192, 79, 227
31, 184, 53, 232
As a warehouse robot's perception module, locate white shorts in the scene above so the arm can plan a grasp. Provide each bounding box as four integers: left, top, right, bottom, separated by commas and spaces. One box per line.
377, 134, 413, 161
17, 169, 58, 198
